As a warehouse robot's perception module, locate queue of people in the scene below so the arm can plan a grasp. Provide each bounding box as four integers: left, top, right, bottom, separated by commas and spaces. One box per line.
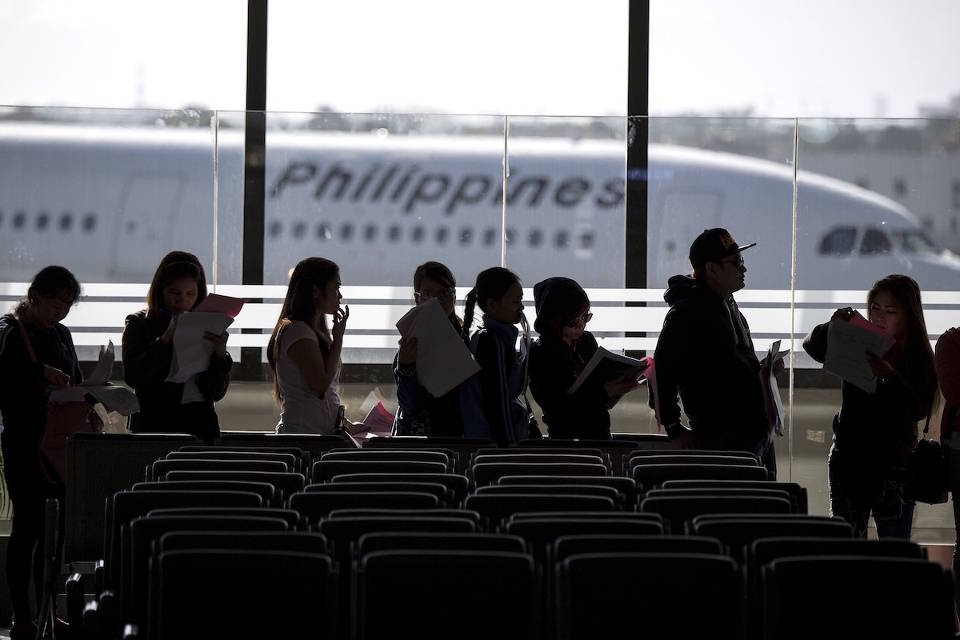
1, 228, 959, 634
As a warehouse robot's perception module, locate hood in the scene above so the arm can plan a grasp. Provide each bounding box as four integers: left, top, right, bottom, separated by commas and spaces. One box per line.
663, 274, 716, 307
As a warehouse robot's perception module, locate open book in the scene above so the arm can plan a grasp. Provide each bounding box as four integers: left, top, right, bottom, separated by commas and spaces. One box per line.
567, 347, 648, 398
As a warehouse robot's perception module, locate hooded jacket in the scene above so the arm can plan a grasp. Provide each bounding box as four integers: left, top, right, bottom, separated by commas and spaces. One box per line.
652, 275, 768, 445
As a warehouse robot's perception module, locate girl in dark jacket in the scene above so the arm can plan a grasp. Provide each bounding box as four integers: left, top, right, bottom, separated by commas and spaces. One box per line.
804, 274, 938, 539
122, 251, 231, 443
0, 266, 83, 639
393, 261, 464, 436
528, 277, 641, 440
459, 267, 535, 447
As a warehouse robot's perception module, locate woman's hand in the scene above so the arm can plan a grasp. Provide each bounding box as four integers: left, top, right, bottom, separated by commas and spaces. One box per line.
832, 307, 855, 322
160, 314, 179, 345
43, 364, 70, 388
867, 351, 895, 378
398, 336, 418, 365
205, 331, 229, 358
332, 305, 350, 341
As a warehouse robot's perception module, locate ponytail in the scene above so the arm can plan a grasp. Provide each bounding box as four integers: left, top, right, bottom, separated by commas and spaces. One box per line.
461, 288, 478, 342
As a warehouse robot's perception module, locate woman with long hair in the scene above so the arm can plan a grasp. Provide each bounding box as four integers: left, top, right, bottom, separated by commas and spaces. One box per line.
804, 274, 938, 538
267, 257, 348, 434
122, 251, 231, 443
0, 266, 82, 639
393, 261, 464, 436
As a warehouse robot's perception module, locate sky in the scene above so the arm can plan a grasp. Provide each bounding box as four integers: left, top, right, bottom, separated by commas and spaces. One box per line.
1, 0, 958, 118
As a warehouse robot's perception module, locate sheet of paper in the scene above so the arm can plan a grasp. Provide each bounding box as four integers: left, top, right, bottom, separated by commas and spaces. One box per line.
761, 340, 787, 436
395, 298, 480, 398
194, 293, 245, 318
165, 312, 234, 383
82, 341, 114, 386
824, 318, 894, 393
49, 384, 139, 415
643, 355, 662, 431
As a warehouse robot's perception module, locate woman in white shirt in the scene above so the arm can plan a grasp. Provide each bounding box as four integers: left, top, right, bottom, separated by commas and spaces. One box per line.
267, 257, 349, 434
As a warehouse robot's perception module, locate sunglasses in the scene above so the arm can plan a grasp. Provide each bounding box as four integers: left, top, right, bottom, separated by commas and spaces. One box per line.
565, 312, 593, 327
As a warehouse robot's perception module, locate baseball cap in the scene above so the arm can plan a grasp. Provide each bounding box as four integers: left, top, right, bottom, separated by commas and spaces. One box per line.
689, 228, 757, 269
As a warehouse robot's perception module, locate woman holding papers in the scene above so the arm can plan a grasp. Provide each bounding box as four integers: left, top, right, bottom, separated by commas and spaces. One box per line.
528, 277, 641, 440
123, 251, 231, 443
393, 261, 464, 436
803, 274, 937, 538
459, 267, 536, 446
0, 266, 82, 639
936, 327, 960, 588
268, 257, 348, 435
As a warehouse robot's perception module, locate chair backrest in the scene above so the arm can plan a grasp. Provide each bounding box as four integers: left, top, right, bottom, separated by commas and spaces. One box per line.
556, 553, 741, 639
505, 518, 665, 563
629, 454, 759, 470
150, 458, 288, 481
217, 431, 350, 462
305, 482, 450, 505
629, 449, 760, 462
643, 487, 796, 512
107, 491, 263, 588
475, 447, 605, 458
633, 463, 768, 491
145, 507, 302, 529
690, 516, 854, 561
165, 450, 298, 471
178, 445, 307, 471
508, 511, 660, 522
159, 531, 328, 555
463, 494, 615, 528
151, 550, 334, 640
661, 479, 808, 514
475, 484, 621, 503
164, 470, 306, 500
311, 460, 448, 482
126, 515, 288, 625
289, 491, 440, 523
356, 532, 525, 557
325, 509, 481, 525
330, 473, 470, 502
473, 454, 606, 467
552, 535, 724, 565
361, 437, 491, 473
762, 556, 954, 640
498, 475, 637, 506
358, 551, 537, 640
640, 495, 793, 534
472, 463, 608, 487
320, 449, 452, 470
132, 481, 276, 507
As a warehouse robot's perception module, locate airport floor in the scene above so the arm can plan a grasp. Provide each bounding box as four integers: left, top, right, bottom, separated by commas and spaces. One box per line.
202, 381, 956, 543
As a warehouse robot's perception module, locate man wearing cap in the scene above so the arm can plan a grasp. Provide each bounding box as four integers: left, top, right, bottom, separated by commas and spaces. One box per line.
651, 228, 777, 476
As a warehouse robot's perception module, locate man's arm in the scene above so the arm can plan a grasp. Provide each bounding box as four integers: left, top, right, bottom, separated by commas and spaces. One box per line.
652, 308, 693, 444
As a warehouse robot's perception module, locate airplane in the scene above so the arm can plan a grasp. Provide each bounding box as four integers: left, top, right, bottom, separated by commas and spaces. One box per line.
1, 121, 959, 295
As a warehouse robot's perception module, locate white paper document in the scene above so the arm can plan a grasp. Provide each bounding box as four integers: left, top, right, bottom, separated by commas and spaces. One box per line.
50, 384, 140, 416
395, 298, 480, 398
823, 318, 894, 393
760, 340, 789, 436
165, 312, 234, 384
83, 341, 115, 386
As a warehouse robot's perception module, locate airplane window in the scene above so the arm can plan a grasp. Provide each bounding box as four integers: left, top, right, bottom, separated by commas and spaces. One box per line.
435, 227, 448, 245
528, 229, 542, 248
82, 214, 96, 233
59, 213, 72, 231
505, 227, 516, 244
36, 212, 49, 231
317, 223, 332, 240
579, 232, 595, 249
554, 230, 569, 249
13, 211, 26, 230
269, 221, 282, 238
818, 226, 857, 256
483, 228, 497, 247
388, 225, 401, 243
411, 226, 425, 244
860, 228, 892, 255
890, 230, 938, 255
292, 221, 306, 239
459, 227, 473, 246
340, 224, 354, 241
364, 224, 377, 242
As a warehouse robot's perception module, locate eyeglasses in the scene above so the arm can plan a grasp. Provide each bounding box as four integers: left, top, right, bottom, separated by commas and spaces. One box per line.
415, 287, 456, 301
565, 312, 593, 327
716, 254, 744, 267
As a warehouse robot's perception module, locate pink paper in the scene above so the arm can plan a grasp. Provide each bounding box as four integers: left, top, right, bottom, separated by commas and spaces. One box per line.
194, 293, 244, 318
849, 311, 885, 336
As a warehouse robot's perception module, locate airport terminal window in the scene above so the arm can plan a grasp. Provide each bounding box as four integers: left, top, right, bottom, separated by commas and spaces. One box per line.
13, 211, 25, 230
435, 227, 448, 245
554, 230, 569, 249
36, 212, 49, 231
317, 223, 332, 240
459, 227, 473, 246
292, 221, 306, 239
364, 224, 377, 242
388, 225, 401, 243
268, 221, 282, 238
59, 213, 72, 231
483, 228, 497, 247
528, 229, 543, 248
860, 228, 892, 255
818, 226, 857, 256
411, 226, 425, 244
579, 232, 595, 250
340, 224, 354, 242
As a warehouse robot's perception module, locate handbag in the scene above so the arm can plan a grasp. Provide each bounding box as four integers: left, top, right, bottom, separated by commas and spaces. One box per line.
17, 320, 101, 483
903, 414, 949, 505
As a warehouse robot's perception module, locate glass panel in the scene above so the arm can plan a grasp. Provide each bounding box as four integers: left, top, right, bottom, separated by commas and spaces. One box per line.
796, 117, 960, 530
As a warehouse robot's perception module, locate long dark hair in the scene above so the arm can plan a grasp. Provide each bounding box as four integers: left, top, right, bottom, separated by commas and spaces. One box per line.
533, 277, 589, 337
461, 267, 521, 341
15, 265, 81, 316
868, 274, 938, 420
146, 251, 208, 311
267, 257, 340, 402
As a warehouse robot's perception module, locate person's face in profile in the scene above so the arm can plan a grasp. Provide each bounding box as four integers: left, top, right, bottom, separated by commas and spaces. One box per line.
561, 307, 591, 344
31, 289, 75, 328
708, 252, 746, 296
